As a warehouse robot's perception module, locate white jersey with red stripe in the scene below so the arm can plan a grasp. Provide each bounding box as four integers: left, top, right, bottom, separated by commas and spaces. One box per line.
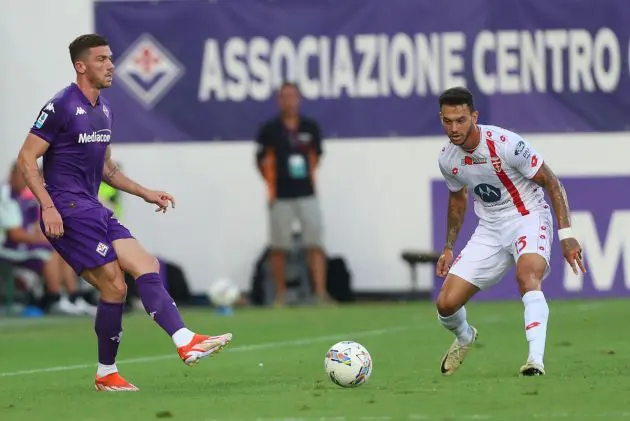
438, 124, 548, 223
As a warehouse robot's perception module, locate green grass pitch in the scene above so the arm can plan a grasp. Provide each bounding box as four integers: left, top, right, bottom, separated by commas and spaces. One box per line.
0, 299, 629, 421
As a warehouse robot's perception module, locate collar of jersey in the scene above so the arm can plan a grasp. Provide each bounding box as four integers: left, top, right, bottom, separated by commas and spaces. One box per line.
71, 82, 101, 107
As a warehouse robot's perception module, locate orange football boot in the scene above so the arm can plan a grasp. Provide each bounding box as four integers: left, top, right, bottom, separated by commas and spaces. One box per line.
177, 333, 233, 366
95, 372, 139, 392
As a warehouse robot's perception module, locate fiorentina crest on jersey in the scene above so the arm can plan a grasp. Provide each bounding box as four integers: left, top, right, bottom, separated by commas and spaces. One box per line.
491, 156, 502, 173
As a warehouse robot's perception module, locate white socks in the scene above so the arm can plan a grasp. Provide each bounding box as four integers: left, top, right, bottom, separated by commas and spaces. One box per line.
97, 363, 118, 378
172, 328, 195, 347
439, 306, 474, 345
522, 290, 549, 366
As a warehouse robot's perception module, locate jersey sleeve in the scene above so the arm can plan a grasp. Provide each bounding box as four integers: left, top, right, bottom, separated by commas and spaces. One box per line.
504, 136, 544, 179
438, 158, 466, 192
29, 101, 66, 144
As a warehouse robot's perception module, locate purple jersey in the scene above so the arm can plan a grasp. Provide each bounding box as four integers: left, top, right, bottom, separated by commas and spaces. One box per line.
30, 83, 112, 215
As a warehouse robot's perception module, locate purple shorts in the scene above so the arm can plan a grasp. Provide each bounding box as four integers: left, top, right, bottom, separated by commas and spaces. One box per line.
41, 206, 134, 275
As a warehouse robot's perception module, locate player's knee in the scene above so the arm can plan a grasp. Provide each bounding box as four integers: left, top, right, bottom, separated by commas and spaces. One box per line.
516, 270, 542, 295
516, 254, 546, 293
102, 270, 127, 301
436, 294, 460, 317
110, 280, 128, 301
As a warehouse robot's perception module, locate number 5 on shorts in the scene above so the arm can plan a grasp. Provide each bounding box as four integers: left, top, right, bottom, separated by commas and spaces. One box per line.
516, 236, 527, 254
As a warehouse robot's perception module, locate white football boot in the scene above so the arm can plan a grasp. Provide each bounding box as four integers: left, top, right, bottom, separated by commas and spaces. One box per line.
440, 326, 478, 376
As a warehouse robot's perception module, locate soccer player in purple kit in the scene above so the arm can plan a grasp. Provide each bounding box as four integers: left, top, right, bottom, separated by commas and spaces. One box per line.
16, 34, 232, 392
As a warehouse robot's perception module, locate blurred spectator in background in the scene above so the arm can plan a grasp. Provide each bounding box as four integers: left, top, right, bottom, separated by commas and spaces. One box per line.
0, 162, 96, 315
255, 82, 330, 306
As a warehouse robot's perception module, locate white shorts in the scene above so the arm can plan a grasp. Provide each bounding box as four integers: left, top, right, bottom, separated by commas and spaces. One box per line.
449, 209, 553, 290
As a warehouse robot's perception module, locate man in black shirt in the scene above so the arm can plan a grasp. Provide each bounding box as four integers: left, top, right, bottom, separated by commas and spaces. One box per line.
255, 82, 328, 306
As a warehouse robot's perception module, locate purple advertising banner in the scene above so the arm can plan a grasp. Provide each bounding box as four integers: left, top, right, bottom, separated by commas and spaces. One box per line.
431, 176, 630, 301
94, 0, 630, 142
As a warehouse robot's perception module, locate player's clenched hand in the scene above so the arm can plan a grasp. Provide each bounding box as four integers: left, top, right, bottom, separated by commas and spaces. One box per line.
142, 189, 176, 213
562, 238, 586, 275
42, 206, 64, 239
436, 247, 454, 278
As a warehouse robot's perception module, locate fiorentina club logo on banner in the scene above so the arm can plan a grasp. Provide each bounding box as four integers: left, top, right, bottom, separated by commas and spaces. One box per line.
115, 34, 185, 108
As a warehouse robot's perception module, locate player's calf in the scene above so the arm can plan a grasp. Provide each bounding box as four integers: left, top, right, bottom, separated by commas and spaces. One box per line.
436, 275, 478, 345
437, 300, 477, 376
520, 290, 549, 370
516, 254, 549, 373
436, 275, 480, 375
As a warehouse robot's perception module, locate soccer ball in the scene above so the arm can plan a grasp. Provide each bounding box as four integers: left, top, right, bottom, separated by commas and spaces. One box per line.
207, 277, 240, 308
324, 341, 373, 388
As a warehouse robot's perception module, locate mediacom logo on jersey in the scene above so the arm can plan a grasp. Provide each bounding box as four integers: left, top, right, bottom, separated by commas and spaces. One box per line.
78, 129, 112, 144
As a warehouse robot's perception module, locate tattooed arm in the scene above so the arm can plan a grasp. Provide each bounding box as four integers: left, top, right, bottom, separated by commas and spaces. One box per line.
16, 134, 65, 238
103, 145, 176, 212
530, 163, 571, 229
445, 187, 468, 250
436, 186, 468, 277
530, 163, 586, 274
17, 134, 54, 209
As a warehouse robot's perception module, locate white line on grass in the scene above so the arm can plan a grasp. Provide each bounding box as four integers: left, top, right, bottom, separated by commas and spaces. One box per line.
0, 326, 408, 378
203, 412, 630, 421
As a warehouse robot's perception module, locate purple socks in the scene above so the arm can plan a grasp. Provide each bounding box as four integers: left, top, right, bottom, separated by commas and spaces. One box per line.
136, 272, 185, 336
95, 300, 123, 365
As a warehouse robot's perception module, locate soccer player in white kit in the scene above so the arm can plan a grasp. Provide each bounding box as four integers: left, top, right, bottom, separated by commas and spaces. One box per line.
434, 87, 586, 376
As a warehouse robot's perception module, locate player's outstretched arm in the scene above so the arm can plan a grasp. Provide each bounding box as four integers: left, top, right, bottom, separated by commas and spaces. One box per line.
102, 145, 175, 213
102, 145, 144, 196
17, 134, 64, 238
531, 163, 586, 275
436, 187, 468, 277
